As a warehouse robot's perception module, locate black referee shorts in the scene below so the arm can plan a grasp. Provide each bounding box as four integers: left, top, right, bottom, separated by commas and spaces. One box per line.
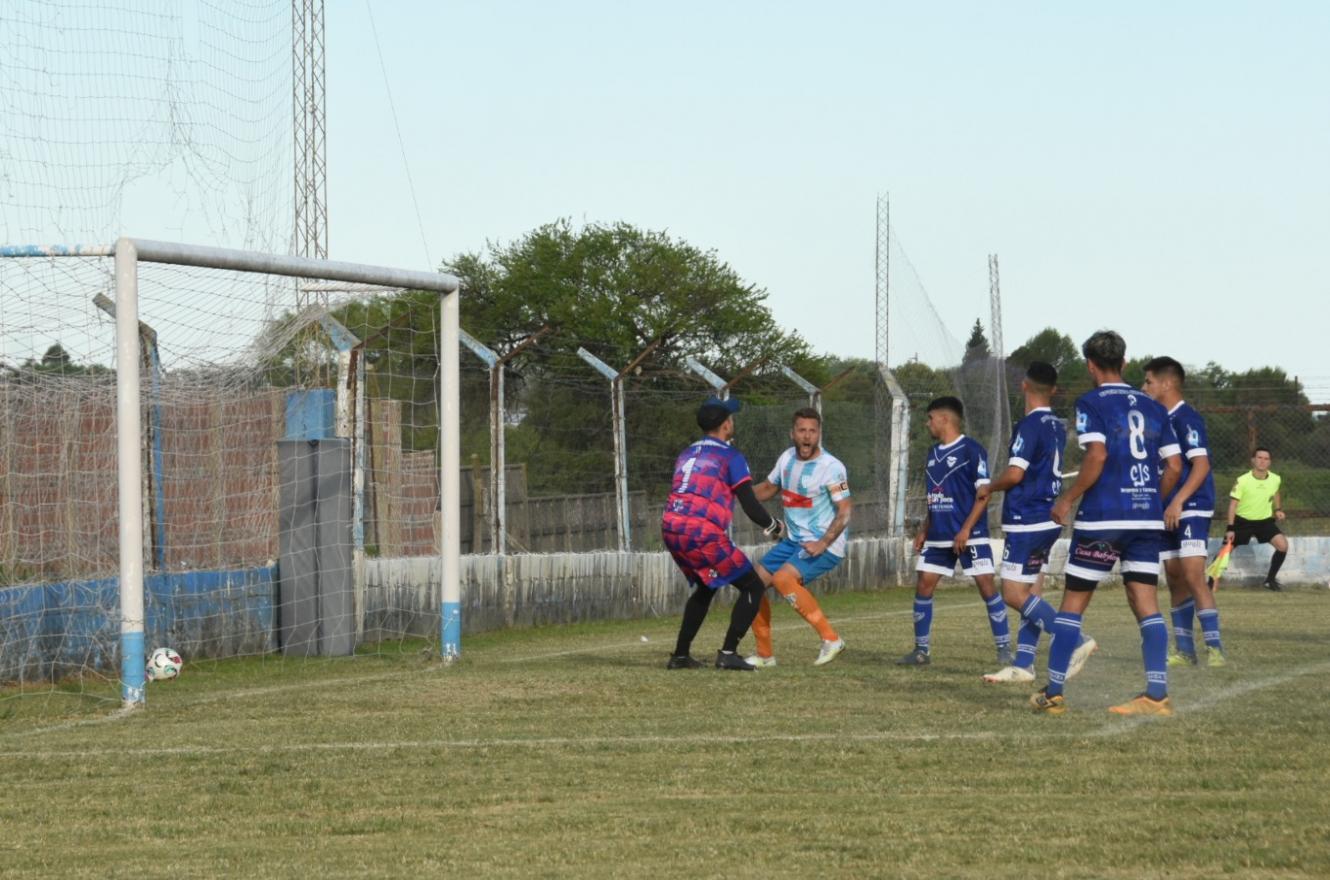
1231, 515, 1281, 545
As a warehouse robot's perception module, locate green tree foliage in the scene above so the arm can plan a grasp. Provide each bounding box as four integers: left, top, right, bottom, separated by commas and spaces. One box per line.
309, 221, 813, 496
963, 319, 990, 364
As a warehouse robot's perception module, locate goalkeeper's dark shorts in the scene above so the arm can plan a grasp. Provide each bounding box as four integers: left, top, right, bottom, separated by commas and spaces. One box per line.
1232, 515, 1281, 546
661, 512, 753, 589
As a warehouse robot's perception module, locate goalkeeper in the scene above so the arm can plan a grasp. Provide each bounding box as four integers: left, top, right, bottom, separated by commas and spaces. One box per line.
663, 397, 785, 671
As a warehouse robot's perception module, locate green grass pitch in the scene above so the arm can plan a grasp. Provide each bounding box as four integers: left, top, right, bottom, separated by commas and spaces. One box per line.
2, 586, 1329, 879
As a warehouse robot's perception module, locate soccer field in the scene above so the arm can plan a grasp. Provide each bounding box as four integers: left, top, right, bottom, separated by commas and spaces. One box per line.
3, 586, 1329, 879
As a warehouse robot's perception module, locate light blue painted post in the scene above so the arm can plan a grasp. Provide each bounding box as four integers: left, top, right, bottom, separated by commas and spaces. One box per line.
114, 238, 147, 708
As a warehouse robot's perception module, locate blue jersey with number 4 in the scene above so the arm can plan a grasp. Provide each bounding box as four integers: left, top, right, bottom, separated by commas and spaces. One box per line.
1002, 407, 1066, 529
1163, 400, 1215, 516
1073, 383, 1180, 530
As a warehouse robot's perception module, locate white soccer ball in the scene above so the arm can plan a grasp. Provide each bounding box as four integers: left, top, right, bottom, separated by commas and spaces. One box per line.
146, 647, 183, 682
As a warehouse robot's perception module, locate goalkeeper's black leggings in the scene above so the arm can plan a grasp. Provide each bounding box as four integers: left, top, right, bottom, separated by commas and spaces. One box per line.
673, 569, 766, 657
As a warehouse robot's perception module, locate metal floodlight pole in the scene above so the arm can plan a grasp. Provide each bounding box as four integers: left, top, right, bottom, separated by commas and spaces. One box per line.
112, 238, 146, 708
576, 347, 631, 552
93, 293, 166, 571
780, 365, 822, 417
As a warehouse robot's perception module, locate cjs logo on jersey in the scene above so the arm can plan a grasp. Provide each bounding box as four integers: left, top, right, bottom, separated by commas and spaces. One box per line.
1076, 410, 1088, 433
945, 456, 958, 467
1011, 435, 1025, 455
977, 459, 988, 478
1188, 427, 1200, 447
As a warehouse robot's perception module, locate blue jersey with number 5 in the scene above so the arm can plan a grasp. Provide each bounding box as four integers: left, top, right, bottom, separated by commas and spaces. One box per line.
1073, 383, 1180, 530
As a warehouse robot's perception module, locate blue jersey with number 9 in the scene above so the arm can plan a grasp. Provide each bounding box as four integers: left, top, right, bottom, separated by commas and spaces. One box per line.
1073, 383, 1180, 530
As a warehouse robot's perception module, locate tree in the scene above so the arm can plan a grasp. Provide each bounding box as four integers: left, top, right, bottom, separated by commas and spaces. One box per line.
963, 319, 990, 364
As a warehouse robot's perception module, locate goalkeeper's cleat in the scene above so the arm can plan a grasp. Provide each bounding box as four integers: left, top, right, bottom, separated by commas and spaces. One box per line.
666, 654, 704, 670
896, 647, 931, 666
1207, 648, 1228, 668
813, 638, 846, 667
1066, 636, 1099, 680
1263, 577, 1282, 592
745, 654, 778, 669
1029, 689, 1066, 716
995, 646, 1015, 668
983, 664, 1035, 684
1107, 693, 1174, 717
715, 650, 757, 671
1167, 649, 1198, 668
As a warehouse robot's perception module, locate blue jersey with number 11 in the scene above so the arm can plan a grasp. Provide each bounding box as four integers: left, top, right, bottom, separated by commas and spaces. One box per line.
1073, 383, 1180, 530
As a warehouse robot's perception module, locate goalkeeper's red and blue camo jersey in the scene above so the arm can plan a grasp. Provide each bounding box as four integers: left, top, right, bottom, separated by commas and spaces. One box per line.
924, 435, 991, 543
1163, 400, 1216, 515
1002, 407, 1066, 529
1073, 383, 1181, 529
664, 437, 752, 530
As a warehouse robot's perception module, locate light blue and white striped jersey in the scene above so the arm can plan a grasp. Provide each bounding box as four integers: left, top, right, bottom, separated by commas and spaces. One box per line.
767, 447, 851, 556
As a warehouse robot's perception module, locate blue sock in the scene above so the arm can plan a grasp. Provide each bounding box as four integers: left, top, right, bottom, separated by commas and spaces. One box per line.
1141, 614, 1169, 699
1044, 611, 1082, 698
1014, 619, 1040, 670
1016, 594, 1057, 670
913, 594, 933, 652
984, 593, 1011, 650
1171, 598, 1196, 657
1197, 608, 1223, 652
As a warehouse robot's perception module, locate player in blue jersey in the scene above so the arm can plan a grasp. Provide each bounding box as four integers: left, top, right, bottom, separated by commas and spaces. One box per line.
1031, 331, 1183, 716
746, 407, 851, 667
978, 362, 1098, 684
663, 396, 785, 671
898, 396, 1012, 667
1143, 356, 1226, 667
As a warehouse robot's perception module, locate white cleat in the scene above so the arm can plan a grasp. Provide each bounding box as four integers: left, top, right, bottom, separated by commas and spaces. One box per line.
745, 654, 778, 669
982, 664, 1036, 684
813, 638, 846, 667
1067, 636, 1099, 680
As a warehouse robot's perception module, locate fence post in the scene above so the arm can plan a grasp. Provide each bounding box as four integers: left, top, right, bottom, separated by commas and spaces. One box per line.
576, 348, 632, 551
880, 366, 911, 537
780, 365, 822, 417
685, 356, 728, 400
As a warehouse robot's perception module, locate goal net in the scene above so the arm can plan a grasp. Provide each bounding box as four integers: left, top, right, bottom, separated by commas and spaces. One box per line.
0, 240, 461, 708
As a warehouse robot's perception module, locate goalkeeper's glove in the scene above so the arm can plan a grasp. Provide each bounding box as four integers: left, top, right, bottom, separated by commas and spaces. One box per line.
763, 518, 785, 540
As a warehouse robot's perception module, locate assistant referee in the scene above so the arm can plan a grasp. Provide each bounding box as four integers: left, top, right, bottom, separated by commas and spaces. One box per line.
1224, 447, 1288, 591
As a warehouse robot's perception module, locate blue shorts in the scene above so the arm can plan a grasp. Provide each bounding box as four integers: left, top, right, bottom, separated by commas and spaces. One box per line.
1161, 516, 1211, 561
916, 541, 995, 577
999, 527, 1061, 584
758, 538, 843, 585
1065, 528, 1164, 590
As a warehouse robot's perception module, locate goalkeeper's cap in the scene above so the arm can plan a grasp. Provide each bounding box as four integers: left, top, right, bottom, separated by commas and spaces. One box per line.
697, 396, 741, 431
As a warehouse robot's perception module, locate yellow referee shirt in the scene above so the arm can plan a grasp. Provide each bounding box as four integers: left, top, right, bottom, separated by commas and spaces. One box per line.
1231, 471, 1281, 520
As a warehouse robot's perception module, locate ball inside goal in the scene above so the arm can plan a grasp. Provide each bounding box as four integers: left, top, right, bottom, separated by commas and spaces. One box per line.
146, 647, 183, 682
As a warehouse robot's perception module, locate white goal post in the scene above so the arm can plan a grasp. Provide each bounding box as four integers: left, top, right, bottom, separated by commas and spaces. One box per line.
1, 237, 462, 708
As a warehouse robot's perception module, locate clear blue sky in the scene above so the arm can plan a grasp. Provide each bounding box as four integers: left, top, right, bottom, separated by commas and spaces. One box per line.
332, 2, 1328, 392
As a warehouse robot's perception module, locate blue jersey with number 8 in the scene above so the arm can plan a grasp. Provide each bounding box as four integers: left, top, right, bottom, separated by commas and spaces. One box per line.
1073, 383, 1180, 530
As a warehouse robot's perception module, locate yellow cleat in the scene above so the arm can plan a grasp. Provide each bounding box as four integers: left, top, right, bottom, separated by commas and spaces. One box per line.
1207, 649, 1228, 668
1166, 650, 1197, 668
1029, 689, 1066, 716
1108, 693, 1174, 717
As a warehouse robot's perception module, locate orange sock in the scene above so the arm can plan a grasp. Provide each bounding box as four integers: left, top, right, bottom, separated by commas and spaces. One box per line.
772, 569, 838, 642
751, 593, 774, 657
